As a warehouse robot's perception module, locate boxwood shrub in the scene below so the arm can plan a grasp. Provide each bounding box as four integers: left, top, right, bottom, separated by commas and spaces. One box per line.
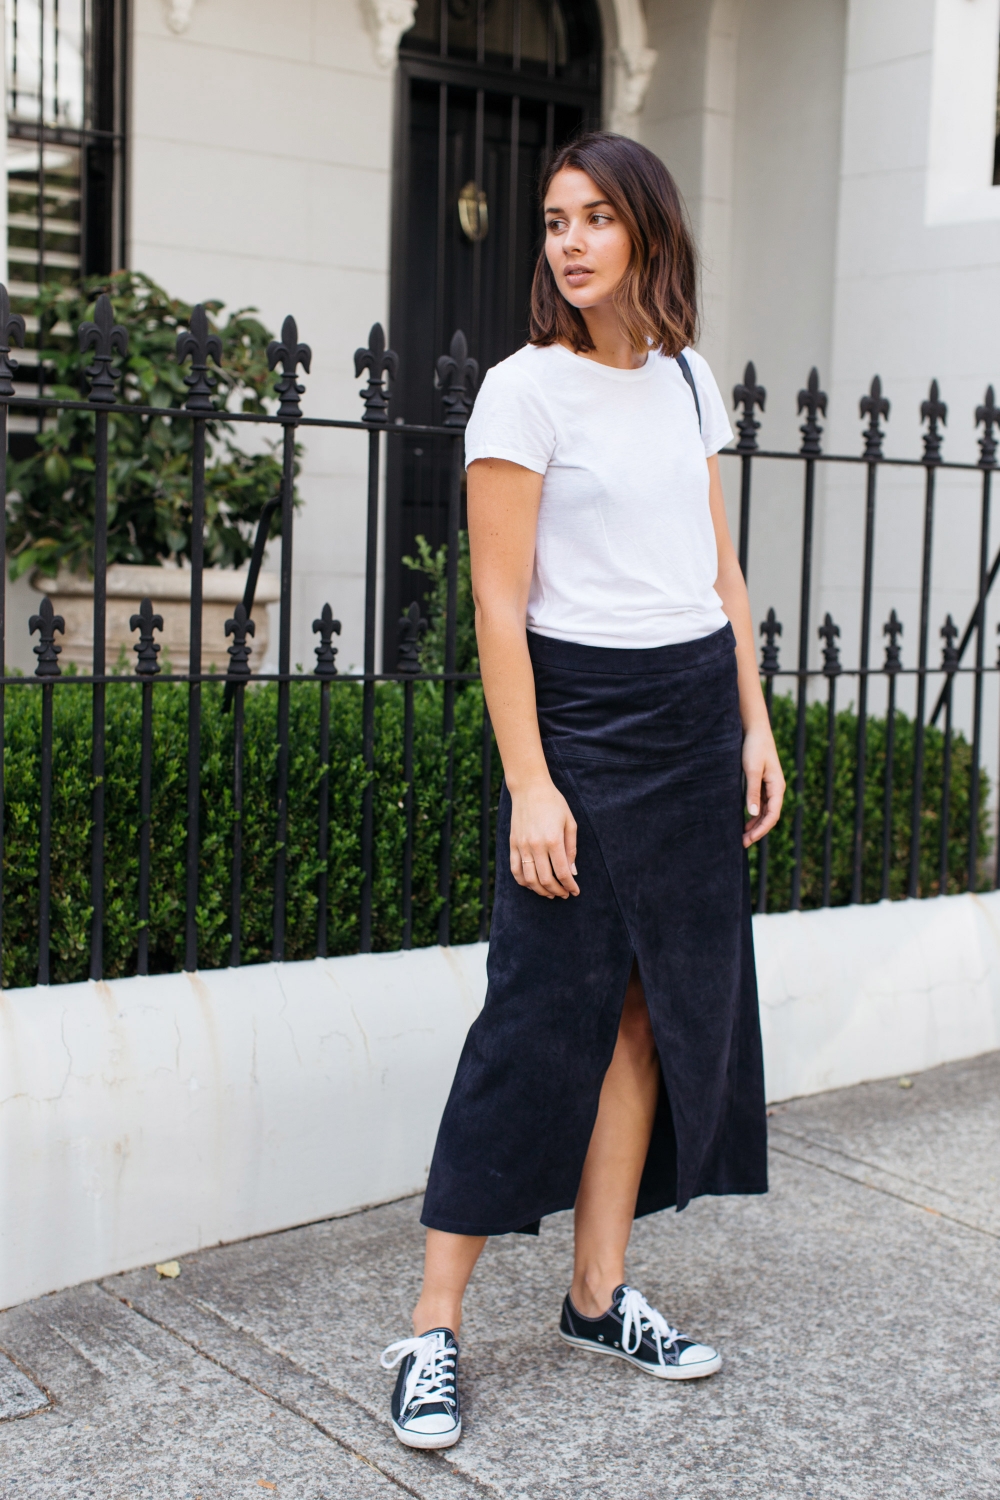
3, 676, 501, 988
1, 677, 989, 989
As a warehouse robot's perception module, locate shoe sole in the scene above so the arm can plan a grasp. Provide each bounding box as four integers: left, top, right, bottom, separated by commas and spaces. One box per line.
391, 1417, 462, 1449
559, 1329, 722, 1380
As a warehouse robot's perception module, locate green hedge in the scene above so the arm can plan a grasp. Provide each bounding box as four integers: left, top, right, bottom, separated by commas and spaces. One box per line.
1, 678, 990, 988
749, 693, 990, 910
3, 677, 501, 989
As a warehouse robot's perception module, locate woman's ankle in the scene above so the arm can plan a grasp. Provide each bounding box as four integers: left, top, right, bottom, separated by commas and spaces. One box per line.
570, 1268, 623, 1319
412, 1297, 462, 1338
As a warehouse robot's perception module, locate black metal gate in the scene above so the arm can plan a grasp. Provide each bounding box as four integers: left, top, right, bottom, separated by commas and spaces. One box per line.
383, 0, 602, 651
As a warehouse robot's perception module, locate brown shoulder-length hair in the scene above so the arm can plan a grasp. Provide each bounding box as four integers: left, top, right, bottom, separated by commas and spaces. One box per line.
529, 132, 698, 358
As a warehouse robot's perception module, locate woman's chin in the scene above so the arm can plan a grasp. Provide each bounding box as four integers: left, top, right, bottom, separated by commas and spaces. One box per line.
560, 289, 608, 312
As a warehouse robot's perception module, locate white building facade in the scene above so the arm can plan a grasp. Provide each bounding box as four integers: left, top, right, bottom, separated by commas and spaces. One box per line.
4, 0, 1000, 712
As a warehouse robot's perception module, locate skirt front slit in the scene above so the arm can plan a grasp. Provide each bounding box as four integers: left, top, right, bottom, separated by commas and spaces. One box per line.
421, 623, 768, 1238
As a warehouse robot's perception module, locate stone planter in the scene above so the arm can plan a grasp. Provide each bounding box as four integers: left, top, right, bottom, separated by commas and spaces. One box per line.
31, 565, 281, 673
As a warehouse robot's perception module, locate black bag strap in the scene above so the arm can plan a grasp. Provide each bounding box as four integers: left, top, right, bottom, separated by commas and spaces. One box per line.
675, 351, 702, 432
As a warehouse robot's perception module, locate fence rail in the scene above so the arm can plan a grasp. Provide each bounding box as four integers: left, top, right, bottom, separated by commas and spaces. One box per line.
2, 285, 999, 986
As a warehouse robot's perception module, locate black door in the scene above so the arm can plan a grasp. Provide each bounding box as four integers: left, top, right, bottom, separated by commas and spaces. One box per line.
383, 0, 602, 654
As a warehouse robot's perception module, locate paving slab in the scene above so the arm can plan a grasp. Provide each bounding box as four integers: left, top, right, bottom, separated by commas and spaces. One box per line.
2, 1051, 999, 1499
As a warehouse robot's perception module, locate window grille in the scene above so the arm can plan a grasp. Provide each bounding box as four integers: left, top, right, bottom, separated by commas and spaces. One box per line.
5, 0, 126, 429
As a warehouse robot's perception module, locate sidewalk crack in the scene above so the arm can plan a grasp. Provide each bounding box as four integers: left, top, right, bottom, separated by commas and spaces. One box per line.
769, 1143, 999, 1240
94, 1282, 427, 1498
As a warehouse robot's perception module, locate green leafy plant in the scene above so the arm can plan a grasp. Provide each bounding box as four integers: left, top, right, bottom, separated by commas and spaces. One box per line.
7, 271, 289, 580
749, 694, 991, 908
402, 531, 478, 672
2, 676, 501, 989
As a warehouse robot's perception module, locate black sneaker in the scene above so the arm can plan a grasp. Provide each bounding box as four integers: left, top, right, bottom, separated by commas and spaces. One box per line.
380, 1328, 461, 1449
560, 1284, 721, 1380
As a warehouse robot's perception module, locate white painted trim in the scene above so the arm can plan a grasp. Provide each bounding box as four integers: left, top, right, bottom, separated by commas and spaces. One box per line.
597, 0, 658, 134
354, 0, 652, 124
925, 0, 1000, 225
3, 893, 1000, 1310
161, 0, 199, 34
363, 0, 418, 69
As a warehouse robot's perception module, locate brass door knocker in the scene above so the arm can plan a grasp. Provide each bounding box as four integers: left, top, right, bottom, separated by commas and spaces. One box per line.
458, 180, 488, 242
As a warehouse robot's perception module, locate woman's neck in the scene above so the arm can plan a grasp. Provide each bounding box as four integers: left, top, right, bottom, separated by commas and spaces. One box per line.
564, 302, 646, 370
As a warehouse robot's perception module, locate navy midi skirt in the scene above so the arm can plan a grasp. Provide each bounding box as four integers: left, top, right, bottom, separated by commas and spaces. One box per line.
421, 622, 768, 1237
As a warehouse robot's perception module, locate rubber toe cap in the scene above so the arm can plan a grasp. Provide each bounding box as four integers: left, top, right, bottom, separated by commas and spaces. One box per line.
678, 1343, 719, 1367
403, 1411, 460, 1436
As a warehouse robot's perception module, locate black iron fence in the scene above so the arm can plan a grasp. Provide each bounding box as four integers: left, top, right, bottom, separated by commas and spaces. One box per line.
1, 287, 998, 987
729, 363, 998, 914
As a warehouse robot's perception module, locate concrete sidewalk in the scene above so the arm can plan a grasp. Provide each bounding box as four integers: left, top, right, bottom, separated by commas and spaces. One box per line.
2, 1053, 998, 1500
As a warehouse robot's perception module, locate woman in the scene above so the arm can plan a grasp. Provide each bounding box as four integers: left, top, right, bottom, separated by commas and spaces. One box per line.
380, 132, 784, 1450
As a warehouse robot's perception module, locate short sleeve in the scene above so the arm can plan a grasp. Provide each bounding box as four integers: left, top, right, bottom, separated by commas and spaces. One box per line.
464, 360, 557, 475
685, 349, 734, 458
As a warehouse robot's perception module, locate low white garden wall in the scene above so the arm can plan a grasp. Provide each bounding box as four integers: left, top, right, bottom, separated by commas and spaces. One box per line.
3, 891, 1000, 1311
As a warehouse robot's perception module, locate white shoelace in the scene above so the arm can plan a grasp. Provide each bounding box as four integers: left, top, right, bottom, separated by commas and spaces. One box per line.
380, 1330, 457, 1415
618, 1287, 680, 1367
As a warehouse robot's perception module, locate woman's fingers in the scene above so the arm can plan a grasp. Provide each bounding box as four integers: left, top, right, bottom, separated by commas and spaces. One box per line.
547, 835, 580, 897
744, 761, 763, 822
508, 784, 580, 898
743, 765, 785, 846
510, 838, 580, 898
565, 817, 578, 875
512, 847, 545, 895
511, 846, 554, 897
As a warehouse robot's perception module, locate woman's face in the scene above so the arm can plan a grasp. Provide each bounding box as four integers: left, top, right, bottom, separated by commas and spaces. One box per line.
543, 166, 633, 311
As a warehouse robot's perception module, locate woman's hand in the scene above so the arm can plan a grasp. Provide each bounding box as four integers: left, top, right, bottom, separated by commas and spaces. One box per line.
509, 778, 580, 898
742, 722, 785, 848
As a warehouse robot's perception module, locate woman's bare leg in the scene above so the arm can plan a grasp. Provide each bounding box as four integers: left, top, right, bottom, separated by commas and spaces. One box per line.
570, 961, 660, 1317
411, 1229, 487, 1338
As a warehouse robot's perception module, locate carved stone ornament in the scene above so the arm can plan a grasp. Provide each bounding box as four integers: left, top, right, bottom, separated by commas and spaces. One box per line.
363, 0, 417, 68
162, 0, 198, 33
610, 44, 658, 131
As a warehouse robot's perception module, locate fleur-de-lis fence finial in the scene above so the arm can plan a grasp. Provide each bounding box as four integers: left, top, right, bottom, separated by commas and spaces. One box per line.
0, 283, 26, 398
733, 362, 766, 454
224, 603, 256, 679
176, 304, 223, 411
29, 595, 64, 677
819, 613, 841, 676
940, 613, 959, 674
267, 315, 311, 419
436, 330, 479, 428
797, 367, 827, 457
312, 602, 341, 679
79, 292, 128, 403
976, 384, 1000, 468
920, 379, 947, 464
353, 323, 398, 424
860, 375, 890, 460
397, 600, 427, 673
759, 607, 782, 675
130, 597, 164, 677
883, 610, 903, 672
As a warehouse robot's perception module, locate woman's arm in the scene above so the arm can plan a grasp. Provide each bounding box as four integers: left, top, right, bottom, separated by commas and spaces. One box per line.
467, 457, 580, 899
708, 455, 786, 847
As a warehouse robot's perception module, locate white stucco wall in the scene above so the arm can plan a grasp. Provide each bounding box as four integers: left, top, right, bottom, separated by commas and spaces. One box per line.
639, 0, 848, 644
638, 0, 1000, 749
128, 0, 395, 674
814, 0, 1000, 743
4, 892, 1000, 1312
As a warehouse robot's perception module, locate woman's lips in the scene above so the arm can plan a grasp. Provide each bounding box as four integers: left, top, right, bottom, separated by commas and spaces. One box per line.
563, 266, 593, 282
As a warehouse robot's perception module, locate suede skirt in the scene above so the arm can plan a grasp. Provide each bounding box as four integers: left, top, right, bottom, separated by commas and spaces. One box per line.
421, 622, 768, 1237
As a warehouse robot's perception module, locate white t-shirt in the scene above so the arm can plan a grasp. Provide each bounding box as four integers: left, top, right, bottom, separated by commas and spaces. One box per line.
464, 342, 733, 649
